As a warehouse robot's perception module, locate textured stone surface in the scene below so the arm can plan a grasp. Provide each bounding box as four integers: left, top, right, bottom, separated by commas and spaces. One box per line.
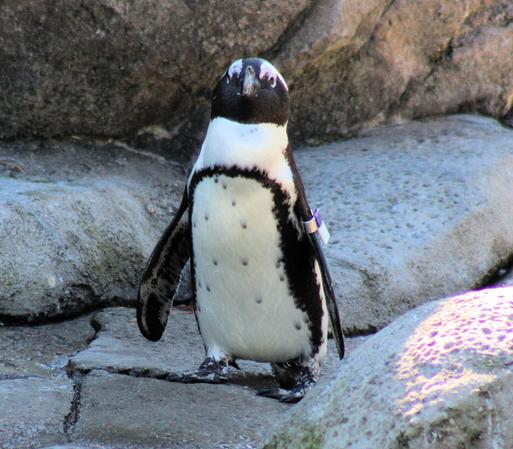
70, 307, 365, 388
0, 315, 94, 449
278, 0, 513, 143
262, 287, 513, 449
74, 370, 289, 449
3, 115, 513, 333
0, 139, 184, 322
0, 305, 366, 449
0, 314, 92, 378
296, 115, 513, 332
0, 377, 73, 449
0, 0, 309, 151
1, 1, 512, 149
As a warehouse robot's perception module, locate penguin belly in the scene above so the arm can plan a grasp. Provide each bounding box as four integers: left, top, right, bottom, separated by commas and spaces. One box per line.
191, 174, 313, 363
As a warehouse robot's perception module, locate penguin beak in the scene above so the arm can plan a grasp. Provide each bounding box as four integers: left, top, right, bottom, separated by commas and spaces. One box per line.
241, 65, 259, 97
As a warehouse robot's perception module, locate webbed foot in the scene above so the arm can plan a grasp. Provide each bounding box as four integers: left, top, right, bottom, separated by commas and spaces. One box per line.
257, 381, 315, 403
166, 357, 229, 384
257, 359, 320, 403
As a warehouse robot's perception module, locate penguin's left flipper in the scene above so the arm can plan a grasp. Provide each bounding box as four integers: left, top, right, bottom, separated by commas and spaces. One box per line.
286, 145, 345, 360
137, 189, 191, 342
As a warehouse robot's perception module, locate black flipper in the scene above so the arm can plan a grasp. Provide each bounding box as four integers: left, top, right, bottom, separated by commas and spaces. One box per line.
137, 189, 191, 341
285, 145, 345, 360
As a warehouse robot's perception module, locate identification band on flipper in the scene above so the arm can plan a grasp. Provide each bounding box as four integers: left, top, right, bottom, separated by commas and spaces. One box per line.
302, 208, 330, 245
302, 207, 345, 360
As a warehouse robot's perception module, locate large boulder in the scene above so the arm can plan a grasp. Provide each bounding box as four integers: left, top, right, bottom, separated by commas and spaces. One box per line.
296, 114, 513, 333
0, 139, 184, 323
1, 1, 512, 149
262, 287, 513, 449
278, 0, 513, 143
0, 0, 309, 152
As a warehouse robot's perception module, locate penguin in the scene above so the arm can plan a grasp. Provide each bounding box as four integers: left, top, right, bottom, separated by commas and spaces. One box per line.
137, 58, 344, 403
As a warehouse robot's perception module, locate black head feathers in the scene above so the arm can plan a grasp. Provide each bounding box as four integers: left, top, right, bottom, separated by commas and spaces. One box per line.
211, 58, 289, 126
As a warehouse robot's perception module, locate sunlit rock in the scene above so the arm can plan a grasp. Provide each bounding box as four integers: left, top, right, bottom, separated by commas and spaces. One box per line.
262, 287, 513, 448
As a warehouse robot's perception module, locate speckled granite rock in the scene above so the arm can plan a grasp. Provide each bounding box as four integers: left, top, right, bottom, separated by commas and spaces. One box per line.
297, 115, 513, 332
262, 287, 513, 449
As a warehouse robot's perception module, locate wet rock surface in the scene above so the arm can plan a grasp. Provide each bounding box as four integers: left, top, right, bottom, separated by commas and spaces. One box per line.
0, 307, 367, 449
262, 287, 513, 449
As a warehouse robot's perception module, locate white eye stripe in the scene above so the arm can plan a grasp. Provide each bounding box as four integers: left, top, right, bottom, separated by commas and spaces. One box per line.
224, 58, 288, 91
259, 60, 288, 91
227, 59, 243, 79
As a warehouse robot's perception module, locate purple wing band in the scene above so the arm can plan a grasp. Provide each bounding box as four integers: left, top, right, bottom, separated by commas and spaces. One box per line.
313, 208, 323, 228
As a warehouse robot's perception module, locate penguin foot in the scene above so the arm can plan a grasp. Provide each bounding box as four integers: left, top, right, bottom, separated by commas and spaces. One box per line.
165, 357, 229, 384
258, 359, 320, 402
257, 379, 316, 403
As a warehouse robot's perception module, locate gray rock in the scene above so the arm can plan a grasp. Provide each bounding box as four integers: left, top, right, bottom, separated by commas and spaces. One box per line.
278, 0, 513, 143
1, 1, 512, 147
70, 307, 367, 384
262, 287, 513, 449
0, 377, 73, 449
74, 370, 289, 449
0, 315, 95, 449
68, 307, 368, 448
0, 314, 92, 379
0, 139, 184, 322
70, 307, 209, 377
0, 0, 309, 150
296, 114, 513, 332
3, 115, 513, 335
0, 305, 368, 449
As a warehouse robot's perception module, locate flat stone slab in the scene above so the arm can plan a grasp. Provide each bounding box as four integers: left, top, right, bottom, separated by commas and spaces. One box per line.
74, 370, 289, 449
0, 305, 367, 449
67, 307, 367, 448
0, 314, 92, 379
70, 307, 366, 388
263, 287, 513, 449
0, 377, 73, 449
297, 115, 513, 332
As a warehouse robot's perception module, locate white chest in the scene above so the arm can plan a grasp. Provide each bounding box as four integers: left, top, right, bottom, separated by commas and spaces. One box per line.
191, 174, 312, 362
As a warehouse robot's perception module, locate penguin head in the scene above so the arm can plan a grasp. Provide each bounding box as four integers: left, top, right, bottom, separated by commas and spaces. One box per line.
211, 58, 289, 126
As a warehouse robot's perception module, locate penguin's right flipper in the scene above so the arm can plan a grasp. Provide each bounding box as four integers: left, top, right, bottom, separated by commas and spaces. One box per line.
137, 190, 191, 341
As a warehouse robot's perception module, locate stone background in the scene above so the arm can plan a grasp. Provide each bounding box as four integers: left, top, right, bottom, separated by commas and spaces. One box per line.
1, 0, 512, 152
2, 2, 513, 448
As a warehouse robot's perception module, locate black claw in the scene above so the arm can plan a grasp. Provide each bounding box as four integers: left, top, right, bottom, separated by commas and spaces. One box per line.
257, 387, 287, 399
257, 385, 308, 403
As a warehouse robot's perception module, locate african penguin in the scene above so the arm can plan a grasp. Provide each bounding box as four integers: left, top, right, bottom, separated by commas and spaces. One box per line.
137, 58, 344, 403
